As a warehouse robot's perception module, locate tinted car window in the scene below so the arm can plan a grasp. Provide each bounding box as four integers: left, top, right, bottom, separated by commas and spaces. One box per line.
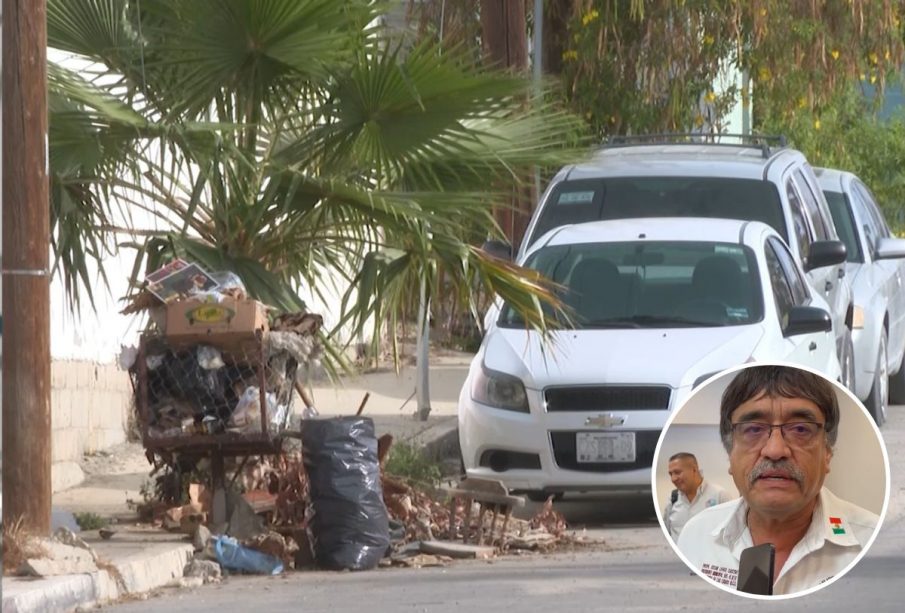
823, 190, 864, 263
500, 241, 763, 329
849, 186, 881, 259
765, 241, 796, 327
793, 169, 830, 241
786, 180, 812, 259
768, 237, 810, 305
528, 177, 787, 247
853, 181, 891, 239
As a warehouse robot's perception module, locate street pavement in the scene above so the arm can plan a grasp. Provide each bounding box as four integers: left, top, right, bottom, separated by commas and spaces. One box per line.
102, 401, 905, 612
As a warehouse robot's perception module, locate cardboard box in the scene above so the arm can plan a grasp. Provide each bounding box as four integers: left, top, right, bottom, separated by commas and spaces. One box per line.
165, 297, 269, 352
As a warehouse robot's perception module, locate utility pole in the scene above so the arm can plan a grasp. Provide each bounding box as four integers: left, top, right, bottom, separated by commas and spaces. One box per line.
2, 0, 52, 534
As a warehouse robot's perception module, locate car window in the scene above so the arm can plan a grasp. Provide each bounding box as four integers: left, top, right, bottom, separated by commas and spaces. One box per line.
526, 177, 787, 248
786, 179, 812, 259
768, 237, 810, 305
500, 240, 764, 329
765, 240, 797, 327
853, 181, 891, 239
793, 169, 830, 241
823, 189, 864, 263
849, 185, 881, 258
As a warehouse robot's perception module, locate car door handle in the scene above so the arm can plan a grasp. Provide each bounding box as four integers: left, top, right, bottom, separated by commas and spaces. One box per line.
838, 268, 846, 279
825, 281, 833, 292
809, 342, 817, 351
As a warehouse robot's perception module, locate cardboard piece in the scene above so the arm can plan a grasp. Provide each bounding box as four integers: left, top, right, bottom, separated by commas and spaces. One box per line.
165, 297, 268, 352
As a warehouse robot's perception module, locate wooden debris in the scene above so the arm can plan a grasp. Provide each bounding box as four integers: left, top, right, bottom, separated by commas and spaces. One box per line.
420, 540, 495, 560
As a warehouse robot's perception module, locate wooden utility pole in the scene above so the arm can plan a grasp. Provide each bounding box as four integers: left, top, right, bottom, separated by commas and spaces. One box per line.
479, 0, 531, 249
2, 0, 52, 534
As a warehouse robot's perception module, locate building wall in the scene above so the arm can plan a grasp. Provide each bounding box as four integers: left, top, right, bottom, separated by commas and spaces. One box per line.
50, 360, 133, 492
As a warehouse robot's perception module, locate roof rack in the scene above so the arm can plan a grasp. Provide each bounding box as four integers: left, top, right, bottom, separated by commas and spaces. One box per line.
602, 133, 788, 159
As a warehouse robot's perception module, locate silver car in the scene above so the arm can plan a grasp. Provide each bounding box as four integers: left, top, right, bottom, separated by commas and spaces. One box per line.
817, 167, 905, 425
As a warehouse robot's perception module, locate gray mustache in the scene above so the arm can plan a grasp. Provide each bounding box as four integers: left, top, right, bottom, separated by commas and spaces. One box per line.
748, 460, 805, 486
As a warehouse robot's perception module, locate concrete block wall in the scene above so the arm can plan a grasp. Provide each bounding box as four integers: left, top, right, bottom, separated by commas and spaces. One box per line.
51, 360, 133, 492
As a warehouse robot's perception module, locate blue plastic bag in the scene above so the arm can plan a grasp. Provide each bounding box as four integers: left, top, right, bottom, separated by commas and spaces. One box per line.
213, 535, 283, 575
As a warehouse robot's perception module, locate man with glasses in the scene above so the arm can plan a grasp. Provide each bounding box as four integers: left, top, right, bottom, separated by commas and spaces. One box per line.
677, 365, 879, 595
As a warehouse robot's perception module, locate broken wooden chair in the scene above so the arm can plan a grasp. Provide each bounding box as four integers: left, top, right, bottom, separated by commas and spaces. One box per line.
445, 477, 525, 547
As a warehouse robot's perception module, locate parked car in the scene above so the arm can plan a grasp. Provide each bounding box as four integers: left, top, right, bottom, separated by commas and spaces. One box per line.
460, 217, 839, 500
817, 167, 905, 425
498, 137, 855, 391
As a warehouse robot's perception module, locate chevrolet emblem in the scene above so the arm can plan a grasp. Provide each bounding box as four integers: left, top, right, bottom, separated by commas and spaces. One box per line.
585, 414, 626, 428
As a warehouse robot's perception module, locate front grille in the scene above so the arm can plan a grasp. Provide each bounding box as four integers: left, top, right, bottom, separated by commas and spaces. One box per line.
549, 430, 660, 473
544, 386, 671, 412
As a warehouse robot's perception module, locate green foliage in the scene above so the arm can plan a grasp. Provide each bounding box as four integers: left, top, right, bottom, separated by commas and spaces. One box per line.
73, 512, 108, 531
761, 87, 905, 232
384, 441, 442, 486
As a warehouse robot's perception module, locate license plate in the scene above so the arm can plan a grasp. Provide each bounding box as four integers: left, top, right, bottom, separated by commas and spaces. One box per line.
576, 431, 636, 463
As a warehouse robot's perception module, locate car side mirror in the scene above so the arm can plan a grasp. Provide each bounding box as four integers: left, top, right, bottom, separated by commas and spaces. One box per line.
875, 237, 905, 260
481, 239, 512, 261
784, 306, 832, 337
804, 240, 847, 271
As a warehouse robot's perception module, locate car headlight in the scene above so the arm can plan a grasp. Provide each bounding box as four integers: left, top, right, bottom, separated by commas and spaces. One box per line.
852, 305, 865, 329
471, 365, 529, 413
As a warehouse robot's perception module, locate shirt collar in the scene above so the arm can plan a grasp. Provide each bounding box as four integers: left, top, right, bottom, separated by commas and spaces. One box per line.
711, 488, 860, 551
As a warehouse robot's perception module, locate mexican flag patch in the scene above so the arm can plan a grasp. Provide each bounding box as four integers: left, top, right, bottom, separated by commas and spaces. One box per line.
830, 516, 845, 535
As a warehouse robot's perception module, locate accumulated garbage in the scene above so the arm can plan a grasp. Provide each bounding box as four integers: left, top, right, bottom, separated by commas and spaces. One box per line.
302, 417, 390, 571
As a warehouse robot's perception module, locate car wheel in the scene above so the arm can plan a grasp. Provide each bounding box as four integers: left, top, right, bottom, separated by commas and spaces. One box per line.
888, 342, 905, 405
866, 330, 889, 427
840, 328, 856, 393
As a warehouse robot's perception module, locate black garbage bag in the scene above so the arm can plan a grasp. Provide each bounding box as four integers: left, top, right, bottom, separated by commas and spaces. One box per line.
301, 417, 390, 570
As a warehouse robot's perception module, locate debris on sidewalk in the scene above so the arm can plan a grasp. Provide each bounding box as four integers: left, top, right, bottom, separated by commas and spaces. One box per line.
183, 559, 222, 584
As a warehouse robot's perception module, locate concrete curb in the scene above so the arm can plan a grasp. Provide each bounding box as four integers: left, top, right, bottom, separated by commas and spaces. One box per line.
1, 542, 194, 613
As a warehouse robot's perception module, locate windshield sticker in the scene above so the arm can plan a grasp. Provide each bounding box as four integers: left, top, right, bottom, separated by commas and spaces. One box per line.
714, 245, 744, 255
727, 308, 749, 319
557, 191, 596, 205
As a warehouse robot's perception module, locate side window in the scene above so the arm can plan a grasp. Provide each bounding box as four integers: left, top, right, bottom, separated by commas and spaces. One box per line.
793, 170, 830, 241
765, 241, 796, 327
769, 237, 810, 305
849, 186, 880, 257
854, 182, 890, 239
786, 180, 812, 259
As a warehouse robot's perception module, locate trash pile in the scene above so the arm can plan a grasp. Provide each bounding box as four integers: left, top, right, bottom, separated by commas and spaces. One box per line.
120, 259, 323, 440
117, 259, 587, 579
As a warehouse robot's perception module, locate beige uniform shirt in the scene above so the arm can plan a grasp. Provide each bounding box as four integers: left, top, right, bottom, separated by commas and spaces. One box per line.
676, 487, 879, 595
664, 480, 733, 541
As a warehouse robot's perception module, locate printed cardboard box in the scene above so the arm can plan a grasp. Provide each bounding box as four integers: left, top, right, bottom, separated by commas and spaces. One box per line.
165, 297, 269, 352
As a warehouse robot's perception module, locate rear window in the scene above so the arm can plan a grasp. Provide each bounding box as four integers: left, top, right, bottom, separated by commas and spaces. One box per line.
500, 240, 764, 329
823, 190, 863, 263
527, 177, 787, 247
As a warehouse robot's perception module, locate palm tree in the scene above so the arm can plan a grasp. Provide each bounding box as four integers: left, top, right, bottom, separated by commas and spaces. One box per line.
47, 0, 585, 374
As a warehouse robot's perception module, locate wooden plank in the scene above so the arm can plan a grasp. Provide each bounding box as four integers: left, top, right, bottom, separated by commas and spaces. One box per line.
420, 540, 495, 560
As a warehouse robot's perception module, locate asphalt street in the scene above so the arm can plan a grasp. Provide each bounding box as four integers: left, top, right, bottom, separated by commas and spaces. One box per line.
105, 403, 905, 613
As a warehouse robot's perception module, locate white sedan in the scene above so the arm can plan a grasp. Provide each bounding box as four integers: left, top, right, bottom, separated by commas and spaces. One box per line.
459, 218, 840, 500
818, 167, 905, 425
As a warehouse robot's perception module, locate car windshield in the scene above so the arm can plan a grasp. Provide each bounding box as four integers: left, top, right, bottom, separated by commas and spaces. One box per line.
499, 241, 764, 329
823, 190, 863, 263
527, 177, 786, 248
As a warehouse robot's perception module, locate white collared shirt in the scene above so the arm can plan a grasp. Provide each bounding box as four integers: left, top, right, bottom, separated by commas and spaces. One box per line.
676, 487, 879, 595
664, 480, 734, 541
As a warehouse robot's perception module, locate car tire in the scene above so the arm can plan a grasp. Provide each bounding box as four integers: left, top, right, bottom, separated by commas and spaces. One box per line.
866, 330, 889, 427
840, 328, 856, 393
888, 343, 905, 405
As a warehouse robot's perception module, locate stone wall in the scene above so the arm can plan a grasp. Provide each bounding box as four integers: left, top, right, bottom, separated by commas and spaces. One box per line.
51, 360, 133, 492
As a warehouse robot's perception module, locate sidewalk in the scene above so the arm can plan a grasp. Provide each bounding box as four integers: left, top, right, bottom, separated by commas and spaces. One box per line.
1, 352, 473, 612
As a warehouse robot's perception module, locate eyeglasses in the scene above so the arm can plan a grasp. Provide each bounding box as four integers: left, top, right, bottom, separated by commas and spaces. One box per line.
730, 421, 825, 448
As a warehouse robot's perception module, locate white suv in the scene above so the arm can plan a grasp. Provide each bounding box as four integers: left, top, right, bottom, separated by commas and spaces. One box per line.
514, 139, 854, 389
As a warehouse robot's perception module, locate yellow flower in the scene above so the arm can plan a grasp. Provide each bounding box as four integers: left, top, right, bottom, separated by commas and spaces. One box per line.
758, 67, 772, 82
581, 9, 600, 26
703, 34, 715, 46
814, 119, 821, 130
870, 74, 878, 84
562, 49, 579, 62
798, 97, 808, 108
869, 52, 879, 65
705, 91, 716, 103
830, 50, 840, 60
760, 8, 767, 17
886, 49, 891, 61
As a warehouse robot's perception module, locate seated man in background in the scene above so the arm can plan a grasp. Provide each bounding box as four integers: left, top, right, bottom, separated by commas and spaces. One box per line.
677, 365, 879, 595
663, 452, 733, 541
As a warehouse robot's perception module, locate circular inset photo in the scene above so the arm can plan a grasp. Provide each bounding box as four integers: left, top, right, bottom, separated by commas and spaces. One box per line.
652, 362, 889, 599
